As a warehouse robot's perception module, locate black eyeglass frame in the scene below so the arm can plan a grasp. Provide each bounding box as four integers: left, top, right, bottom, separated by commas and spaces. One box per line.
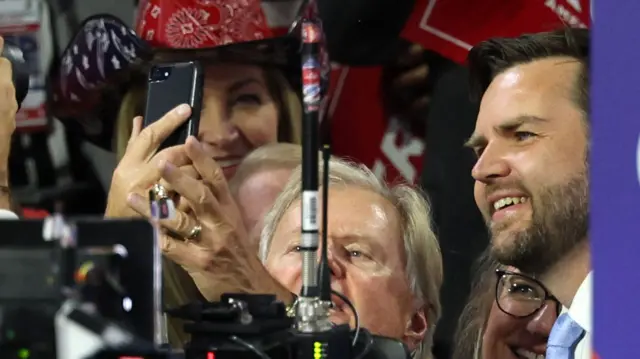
494, 269, 562, 319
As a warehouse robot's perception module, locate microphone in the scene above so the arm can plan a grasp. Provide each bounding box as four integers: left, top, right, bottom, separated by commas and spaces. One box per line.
317, 144, 331, 303
297, 14, 323, 315
294, 6, 354, 358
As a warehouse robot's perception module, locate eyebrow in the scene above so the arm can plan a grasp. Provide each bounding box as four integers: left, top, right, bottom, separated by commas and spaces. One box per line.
283, 226, 373, 243
464, 115, 549, 149
227, 78, 264, 93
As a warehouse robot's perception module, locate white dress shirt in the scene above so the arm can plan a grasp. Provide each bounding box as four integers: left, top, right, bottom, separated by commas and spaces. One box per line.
0, 208, 18, 219
566, 271, 593, 359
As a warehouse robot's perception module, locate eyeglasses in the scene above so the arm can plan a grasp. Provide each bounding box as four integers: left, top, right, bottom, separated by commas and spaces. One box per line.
494, 269, 561, 318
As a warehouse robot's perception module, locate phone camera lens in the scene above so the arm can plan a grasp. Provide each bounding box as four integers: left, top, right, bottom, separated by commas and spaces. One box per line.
150, 67, 171, 81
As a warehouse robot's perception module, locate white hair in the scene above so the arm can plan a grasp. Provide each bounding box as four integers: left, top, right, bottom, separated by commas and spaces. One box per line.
259, 157, 443, 359
228, 143, 303, 195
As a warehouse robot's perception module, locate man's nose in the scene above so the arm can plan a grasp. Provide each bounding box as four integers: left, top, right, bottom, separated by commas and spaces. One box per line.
471, 144, 511, 182
525, 302, 557, 336
316, 245, 345, 279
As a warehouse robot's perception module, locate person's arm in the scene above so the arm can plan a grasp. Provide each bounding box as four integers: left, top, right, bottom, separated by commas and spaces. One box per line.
0, 168, 19, 219
0, 180, 11, 211
0, 36, 17, 219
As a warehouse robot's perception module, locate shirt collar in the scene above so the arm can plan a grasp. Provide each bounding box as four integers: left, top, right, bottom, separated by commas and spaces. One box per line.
568, 271, 593, 332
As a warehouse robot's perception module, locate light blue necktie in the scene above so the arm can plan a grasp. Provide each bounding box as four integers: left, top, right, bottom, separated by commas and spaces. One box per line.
546, 313, 586, 359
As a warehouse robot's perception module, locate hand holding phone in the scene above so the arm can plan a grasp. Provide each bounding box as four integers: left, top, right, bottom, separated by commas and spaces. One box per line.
143, 61, 204, 151
106, 104, 193, 219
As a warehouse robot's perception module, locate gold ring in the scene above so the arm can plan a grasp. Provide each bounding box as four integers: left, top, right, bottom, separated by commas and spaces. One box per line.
186, 224, 202, 241
150, 183, 169, 201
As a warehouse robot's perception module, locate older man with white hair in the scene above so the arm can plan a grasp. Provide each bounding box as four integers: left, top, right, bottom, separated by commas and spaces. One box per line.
123, 134, 442, 357
259, 157, 443, 359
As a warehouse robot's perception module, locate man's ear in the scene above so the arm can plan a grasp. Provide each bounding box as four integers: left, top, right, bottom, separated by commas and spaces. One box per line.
403, 307, 428, 352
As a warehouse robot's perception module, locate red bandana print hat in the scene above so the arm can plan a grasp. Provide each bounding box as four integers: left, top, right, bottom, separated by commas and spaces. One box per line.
49, 0, 308, 150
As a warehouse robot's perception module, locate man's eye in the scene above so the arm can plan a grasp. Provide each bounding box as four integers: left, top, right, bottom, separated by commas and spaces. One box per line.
286, 245, 301, 253
348, 249, 373, 259
514, 131, 536, 141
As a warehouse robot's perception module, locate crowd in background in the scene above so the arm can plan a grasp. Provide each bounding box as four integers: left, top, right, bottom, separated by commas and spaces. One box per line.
0, 1, 592, 358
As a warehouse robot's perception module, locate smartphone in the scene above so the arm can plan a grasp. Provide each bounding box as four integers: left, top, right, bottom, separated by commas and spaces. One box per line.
144, 61, 204, 151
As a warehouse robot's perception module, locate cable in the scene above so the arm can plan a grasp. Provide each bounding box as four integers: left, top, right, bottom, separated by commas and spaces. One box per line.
229, 335, 272, 359
318, 145, 332, 301
331, 290, 360, 347
353, 329, 374, 359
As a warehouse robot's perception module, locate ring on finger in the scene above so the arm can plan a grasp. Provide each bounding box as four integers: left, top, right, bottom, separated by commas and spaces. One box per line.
149, 183, 175, 219
186, 224, 202, 242
150, 183, 170, 201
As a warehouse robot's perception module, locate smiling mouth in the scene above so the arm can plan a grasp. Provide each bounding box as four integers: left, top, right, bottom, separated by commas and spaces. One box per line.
512, 348, 545, 359
493, 196, 529, 212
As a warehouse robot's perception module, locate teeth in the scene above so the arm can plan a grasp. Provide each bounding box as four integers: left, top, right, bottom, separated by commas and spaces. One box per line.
493, 196, 528, 211
515, 349, 544, 359
516, 349, 545, 359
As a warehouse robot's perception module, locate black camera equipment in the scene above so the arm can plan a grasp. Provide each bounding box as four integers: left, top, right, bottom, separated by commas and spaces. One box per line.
0, 218, 162, 359
1, 41, 30, 109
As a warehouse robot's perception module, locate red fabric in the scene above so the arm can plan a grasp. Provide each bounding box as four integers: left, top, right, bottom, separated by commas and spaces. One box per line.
400, 0, 590, 64
22, 208, 50, 219
136, 0, 273, 49
328, 0, 591, 185
328, 67, 425, 184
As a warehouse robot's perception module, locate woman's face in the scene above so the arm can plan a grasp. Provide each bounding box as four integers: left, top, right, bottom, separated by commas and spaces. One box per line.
198, 64, 280, 178
482, 267, 558, 359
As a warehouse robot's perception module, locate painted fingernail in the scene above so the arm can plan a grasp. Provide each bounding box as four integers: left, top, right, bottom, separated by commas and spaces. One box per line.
176, 104, 190, 115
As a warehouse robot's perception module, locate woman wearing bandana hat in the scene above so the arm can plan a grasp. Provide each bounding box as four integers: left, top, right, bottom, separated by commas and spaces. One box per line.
50, 0, 310, 346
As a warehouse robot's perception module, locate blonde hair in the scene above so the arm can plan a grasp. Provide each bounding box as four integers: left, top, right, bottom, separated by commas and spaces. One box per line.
453, 249, 501, 359
228, 143, 303, 195
113, 64, 303, 347
115, 66, 302, 158
259, 158, 443, 359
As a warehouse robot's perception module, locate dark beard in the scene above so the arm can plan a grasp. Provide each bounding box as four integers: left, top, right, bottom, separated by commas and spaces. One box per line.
490, 174, 588, 277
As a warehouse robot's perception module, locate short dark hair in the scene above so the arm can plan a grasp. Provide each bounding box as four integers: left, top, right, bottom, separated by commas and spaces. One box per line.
467, 28, 590, 114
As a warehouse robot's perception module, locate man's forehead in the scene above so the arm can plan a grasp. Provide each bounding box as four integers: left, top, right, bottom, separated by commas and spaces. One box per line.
483, 57, 581, 104
474, 58, 582, 131
277, 187, 400, 237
